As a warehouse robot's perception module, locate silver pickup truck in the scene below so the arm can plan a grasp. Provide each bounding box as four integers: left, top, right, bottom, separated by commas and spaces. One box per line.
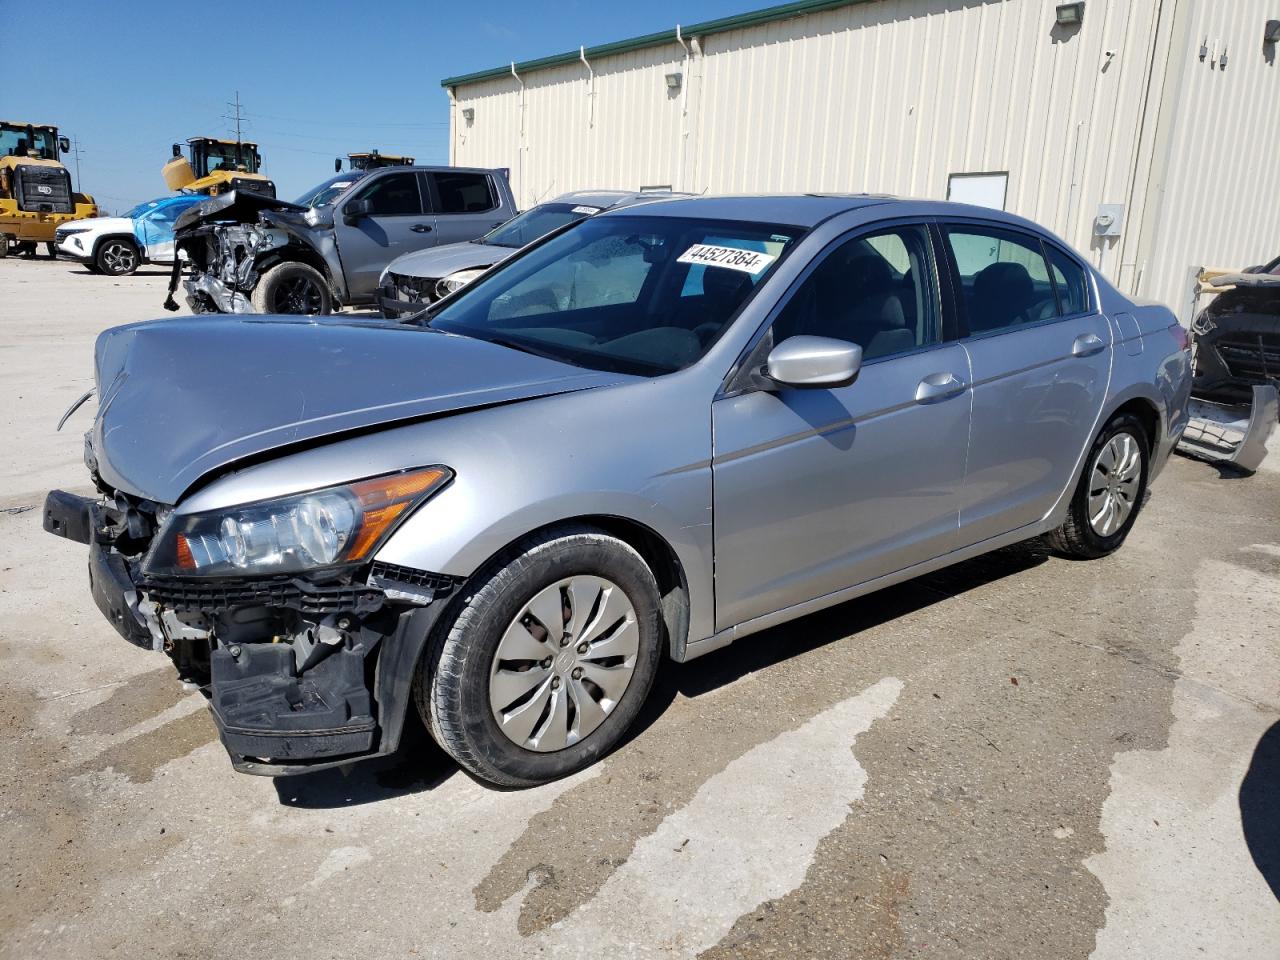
165, 165, 516, 315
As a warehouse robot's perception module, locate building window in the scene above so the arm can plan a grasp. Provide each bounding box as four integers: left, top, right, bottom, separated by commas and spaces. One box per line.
947, 172, 1009, 211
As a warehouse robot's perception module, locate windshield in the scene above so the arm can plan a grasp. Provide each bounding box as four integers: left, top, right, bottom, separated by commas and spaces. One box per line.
481, 202, 603, 249
201, 142, 260, 175
0, 126, 57, 160
428, 215, 801, 377
123, 201, 157, 219
294, 172, 365, 208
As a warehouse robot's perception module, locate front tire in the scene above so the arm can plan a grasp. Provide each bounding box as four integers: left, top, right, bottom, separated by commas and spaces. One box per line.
251, 261, 332, 315
418, 526, 663, 787
1046, 412, 1150, 559
95, 237, 140, 276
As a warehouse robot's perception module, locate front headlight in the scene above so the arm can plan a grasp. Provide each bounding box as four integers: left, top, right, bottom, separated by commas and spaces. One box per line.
143, 466, 451, 578
435, 268, 486, 300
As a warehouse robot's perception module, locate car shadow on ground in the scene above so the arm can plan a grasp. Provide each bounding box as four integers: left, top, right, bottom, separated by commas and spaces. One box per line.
272, 541, 1051, 808
1240, 719, 1280, 902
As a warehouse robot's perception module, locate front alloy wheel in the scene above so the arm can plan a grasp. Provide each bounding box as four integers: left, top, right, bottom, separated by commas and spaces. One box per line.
97, 239, 139, 276
489, 575, 640, 752
419, 525, 663, 787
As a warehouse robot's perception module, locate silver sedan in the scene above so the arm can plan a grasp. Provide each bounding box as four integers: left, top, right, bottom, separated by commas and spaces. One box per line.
45, 195, 1192, 786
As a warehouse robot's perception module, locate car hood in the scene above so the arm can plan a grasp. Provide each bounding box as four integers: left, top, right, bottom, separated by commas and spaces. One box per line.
65, 216, 132, 234
90, 315, 627, 503
383, 240, 508, 281
173, 189, 310, 232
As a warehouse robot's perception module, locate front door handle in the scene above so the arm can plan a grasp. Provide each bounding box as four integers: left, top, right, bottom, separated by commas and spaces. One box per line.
411, 224, 433, 233
1072, 332, 1105, 357
915, 372, 967, 404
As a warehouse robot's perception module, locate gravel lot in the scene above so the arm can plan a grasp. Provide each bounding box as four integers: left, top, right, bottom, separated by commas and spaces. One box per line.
2, 255, 1278, 959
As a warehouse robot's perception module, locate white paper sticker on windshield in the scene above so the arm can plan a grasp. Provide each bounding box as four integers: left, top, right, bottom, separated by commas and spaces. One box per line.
677, 243, 776, 275
330, 181, 354, 190
571, 205, 602, 215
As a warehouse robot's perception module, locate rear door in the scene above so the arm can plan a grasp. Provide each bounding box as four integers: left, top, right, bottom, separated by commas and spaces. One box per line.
427, 171, 508, 247
940, 221, 1112, 544
334, 170, 435, 301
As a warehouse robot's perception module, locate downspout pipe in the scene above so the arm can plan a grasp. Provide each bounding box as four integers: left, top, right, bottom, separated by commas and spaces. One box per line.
675, 25, 692, 191
579, 46, 596, 128
511, 62, 527, 206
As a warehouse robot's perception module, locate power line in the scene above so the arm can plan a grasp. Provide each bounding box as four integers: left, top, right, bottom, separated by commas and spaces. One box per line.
242, 109, 449, 129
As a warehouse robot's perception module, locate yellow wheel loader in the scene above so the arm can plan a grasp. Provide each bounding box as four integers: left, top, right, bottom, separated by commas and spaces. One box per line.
0, 121, 97, 258
163, 137, 276, 198
335, 150, 415, 172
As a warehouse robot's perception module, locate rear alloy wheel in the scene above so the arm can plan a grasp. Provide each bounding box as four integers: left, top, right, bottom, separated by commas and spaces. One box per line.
1045, 412, 1150, 559
96, 238, 139, 276
419, 525, 663, 787
251, 261, 332, 315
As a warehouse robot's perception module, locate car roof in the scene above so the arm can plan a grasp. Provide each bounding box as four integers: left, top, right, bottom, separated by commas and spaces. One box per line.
599, 194, 1056, 233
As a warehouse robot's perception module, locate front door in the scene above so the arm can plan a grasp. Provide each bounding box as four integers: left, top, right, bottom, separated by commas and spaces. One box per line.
712, 223, 972, 630
334, 170, 436, 301
939, 222, 1113, 544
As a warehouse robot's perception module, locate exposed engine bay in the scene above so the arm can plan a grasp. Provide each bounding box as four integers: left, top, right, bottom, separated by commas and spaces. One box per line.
165, 190, 341, 315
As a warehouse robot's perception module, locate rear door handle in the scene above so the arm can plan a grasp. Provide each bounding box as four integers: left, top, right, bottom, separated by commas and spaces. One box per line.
411, 224, 433, 233
915, 372, 967, 404
1072, 332, 1105, 357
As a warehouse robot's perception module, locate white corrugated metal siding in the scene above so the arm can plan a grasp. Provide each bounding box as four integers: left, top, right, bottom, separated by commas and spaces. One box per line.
448, 0, 1278, 312
1136, 0, 1280, 317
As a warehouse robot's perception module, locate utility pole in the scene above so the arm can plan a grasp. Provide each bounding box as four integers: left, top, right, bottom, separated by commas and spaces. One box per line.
71, 138, 83, 192
222, 91, 246, 169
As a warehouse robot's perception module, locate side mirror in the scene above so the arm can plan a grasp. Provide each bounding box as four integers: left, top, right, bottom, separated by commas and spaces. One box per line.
58, 136, 71, 154
334, 157, 342, 173
171, 143, 182, 158
765, 336, 862, 388
343, 198, 373, 224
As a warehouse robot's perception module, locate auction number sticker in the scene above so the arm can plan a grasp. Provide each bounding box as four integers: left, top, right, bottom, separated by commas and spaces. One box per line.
677, 243, 776, 275
571, 205, 602, 215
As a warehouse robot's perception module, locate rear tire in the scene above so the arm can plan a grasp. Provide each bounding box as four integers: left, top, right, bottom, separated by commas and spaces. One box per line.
0, 236, 8, 258
44, 242, 56, 258
251, 261, 332, 315
418, 525, 663, 787
95, 237, 140, 276
1045, 412, 1150, 559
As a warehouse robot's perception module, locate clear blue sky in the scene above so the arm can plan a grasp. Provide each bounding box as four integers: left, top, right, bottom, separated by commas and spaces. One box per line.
4, 0, 751, 213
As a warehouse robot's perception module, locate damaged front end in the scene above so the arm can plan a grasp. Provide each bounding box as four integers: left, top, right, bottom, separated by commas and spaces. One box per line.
43, 474, 459, 776
165, 190, 341, 315
1178, 273, 1280, 472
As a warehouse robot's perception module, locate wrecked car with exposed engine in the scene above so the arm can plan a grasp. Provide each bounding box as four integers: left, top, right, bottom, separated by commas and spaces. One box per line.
166, 165, 515, 315
1176, 263, 1280, 471
47, 195, 1191, 788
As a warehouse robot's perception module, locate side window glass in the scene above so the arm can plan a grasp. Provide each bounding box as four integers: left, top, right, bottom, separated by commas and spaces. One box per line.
353, 172, 422, 216
1046, 244, 1090, 315
944, 226, 1058, 333
432, 172, 496, 214
772, 224, 939, 361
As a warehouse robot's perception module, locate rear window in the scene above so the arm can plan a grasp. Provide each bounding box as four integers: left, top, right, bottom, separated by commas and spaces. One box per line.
432, 172, 497, 214
1046, 244, 1091, 315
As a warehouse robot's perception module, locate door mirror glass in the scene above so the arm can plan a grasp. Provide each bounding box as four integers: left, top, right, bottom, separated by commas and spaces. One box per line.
58, 136, 71, 154
766, 336, 862, 387
171, 143, 182, 158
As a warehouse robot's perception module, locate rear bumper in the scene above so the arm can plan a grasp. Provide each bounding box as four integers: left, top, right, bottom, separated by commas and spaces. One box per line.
43, 488, 453, 776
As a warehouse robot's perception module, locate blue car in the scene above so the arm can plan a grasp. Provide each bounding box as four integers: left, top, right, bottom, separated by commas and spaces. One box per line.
53, 194, 204, 276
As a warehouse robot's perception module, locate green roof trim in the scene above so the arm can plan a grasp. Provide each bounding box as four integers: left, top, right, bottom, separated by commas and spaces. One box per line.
440, 0, 868, 88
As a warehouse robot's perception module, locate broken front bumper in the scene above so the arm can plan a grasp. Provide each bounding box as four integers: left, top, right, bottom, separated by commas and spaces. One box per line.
43, 488, 457, 776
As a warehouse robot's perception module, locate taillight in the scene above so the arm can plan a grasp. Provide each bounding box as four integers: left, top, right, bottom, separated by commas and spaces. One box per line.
1168, 322, 1191, 352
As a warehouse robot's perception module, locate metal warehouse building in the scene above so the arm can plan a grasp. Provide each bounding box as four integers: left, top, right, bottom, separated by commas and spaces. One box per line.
442, 0, 1279, 318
